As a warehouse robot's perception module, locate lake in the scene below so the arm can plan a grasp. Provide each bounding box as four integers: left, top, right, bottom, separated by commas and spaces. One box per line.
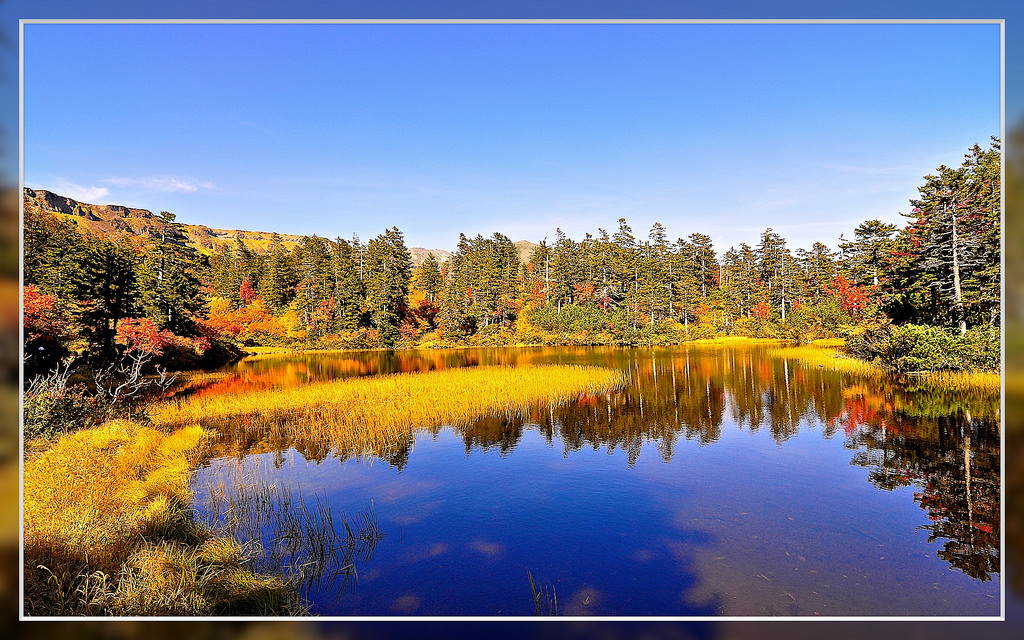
188, 344, 1000, 617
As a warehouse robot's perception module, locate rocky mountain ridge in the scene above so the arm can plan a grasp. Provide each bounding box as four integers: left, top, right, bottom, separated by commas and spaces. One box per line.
22, 187, 492, 266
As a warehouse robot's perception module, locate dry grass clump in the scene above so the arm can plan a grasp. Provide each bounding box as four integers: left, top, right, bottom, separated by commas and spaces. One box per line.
23, 420, 302, 616
151, 365, 626, 455
24, 420, 207, 569
770, 343, 881, 377
772, 341, 1000, 394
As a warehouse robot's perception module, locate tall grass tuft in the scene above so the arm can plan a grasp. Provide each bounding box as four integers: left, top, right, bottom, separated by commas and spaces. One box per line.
23, 420, 303, 615
151, 365, 626, 456
24, 420, 207, 572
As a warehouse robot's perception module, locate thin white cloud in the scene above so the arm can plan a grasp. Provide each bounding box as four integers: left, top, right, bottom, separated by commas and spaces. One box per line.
55, 182, 109, 202
103, 176, 213, 193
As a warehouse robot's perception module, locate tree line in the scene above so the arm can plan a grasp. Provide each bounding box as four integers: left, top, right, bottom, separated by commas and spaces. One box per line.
23, 138, 1001, 377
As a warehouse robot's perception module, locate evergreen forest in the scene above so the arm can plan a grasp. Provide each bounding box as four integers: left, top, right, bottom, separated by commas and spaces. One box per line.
23, 139, 1002, 383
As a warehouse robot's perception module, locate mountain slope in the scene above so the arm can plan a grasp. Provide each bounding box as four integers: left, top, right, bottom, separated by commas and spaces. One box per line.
23, 188, 455, 265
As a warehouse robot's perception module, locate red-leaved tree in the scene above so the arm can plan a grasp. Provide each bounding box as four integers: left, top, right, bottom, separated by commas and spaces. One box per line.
94, 317, 177, 405
826, 275, 871, 320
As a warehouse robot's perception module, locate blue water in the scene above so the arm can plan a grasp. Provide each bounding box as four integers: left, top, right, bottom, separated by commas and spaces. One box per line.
191, 345, 1001, 617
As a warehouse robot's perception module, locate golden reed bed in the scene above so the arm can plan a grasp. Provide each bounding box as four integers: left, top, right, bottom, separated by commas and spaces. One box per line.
151, 364, 628, 455
770, 341, 1000, 394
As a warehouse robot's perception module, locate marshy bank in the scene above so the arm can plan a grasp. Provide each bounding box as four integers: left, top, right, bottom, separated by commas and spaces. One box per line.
23, 420, 303, 616
23, 363, 628, 616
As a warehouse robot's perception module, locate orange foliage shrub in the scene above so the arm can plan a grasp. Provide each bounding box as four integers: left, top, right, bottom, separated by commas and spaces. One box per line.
205, 296, 288, 345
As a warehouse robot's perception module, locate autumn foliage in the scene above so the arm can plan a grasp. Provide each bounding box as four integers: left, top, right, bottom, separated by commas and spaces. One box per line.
205, 296, 289, 345
826, 276, 871, 320
114, 318, 174, 357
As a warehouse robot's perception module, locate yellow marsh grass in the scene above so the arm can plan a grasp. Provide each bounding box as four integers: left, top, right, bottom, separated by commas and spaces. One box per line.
769, 343, 880, 377
23, 420, 300, 615
771, 342, 1000, 394
151, 365, 626, 454
907, 369, 1000, 395
24, 420, 207, 569
686, 336, 785, 346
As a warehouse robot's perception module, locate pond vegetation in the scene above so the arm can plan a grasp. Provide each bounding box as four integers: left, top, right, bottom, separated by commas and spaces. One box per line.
20, 138, 1003, 616
23, 420, 302, 615
201, 475, 385, 602
151, 364, 627, 457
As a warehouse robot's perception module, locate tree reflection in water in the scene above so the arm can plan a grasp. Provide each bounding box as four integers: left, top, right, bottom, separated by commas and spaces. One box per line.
188, 344, 1000, 585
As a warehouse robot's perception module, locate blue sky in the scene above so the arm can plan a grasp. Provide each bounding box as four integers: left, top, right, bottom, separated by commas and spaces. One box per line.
13, 13, 1007, 257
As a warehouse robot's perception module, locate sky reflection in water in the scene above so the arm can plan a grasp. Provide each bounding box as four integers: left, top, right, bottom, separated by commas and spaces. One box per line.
191, 345, 1000, 617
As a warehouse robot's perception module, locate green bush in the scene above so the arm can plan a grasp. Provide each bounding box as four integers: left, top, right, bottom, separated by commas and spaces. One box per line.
954, 326, 1001, 371
528, 303, 617, 334
621, 320, 684, 346
847, 323, 1000, 372
686, 324, 719, 340
731, 316, 778, 339
812, 297, 855, 336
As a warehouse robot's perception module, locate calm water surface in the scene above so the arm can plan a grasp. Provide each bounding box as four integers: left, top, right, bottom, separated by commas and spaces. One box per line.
189, 345, 1000, 617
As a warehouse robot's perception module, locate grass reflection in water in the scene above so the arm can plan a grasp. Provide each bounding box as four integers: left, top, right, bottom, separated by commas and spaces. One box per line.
152, 364, 626, 457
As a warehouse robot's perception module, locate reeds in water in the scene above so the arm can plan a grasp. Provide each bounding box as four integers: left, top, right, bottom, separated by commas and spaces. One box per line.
771, 342, 1000, 394
151, 365, 627, 456
769, 343, 881, 377
202, 475, 385, 602
901, 369, 1001, 395
527, 569, 558, 616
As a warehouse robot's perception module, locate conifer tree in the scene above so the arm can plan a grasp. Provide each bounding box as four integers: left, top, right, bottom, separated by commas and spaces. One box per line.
550, 228, 582, 310
292, 235, 334, 335
259, 233, 296, 310
798, 242, 835, 301
412, 253, 443, 303
364, 227, 412, 345
640, 223, 671, 323
488, 233, 522, 325
74, 238, 139, 358
138, 211, 205, 334
331, 237, 364, 331
612, 218, 639, 326
902, 138, 1000, 334
686, 233, 717, 299
23, 204, 87, 300
838, 220, 898, 289
527, 239, 553, 305
961, 138, 1001, 326
757, 228, 792, 321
